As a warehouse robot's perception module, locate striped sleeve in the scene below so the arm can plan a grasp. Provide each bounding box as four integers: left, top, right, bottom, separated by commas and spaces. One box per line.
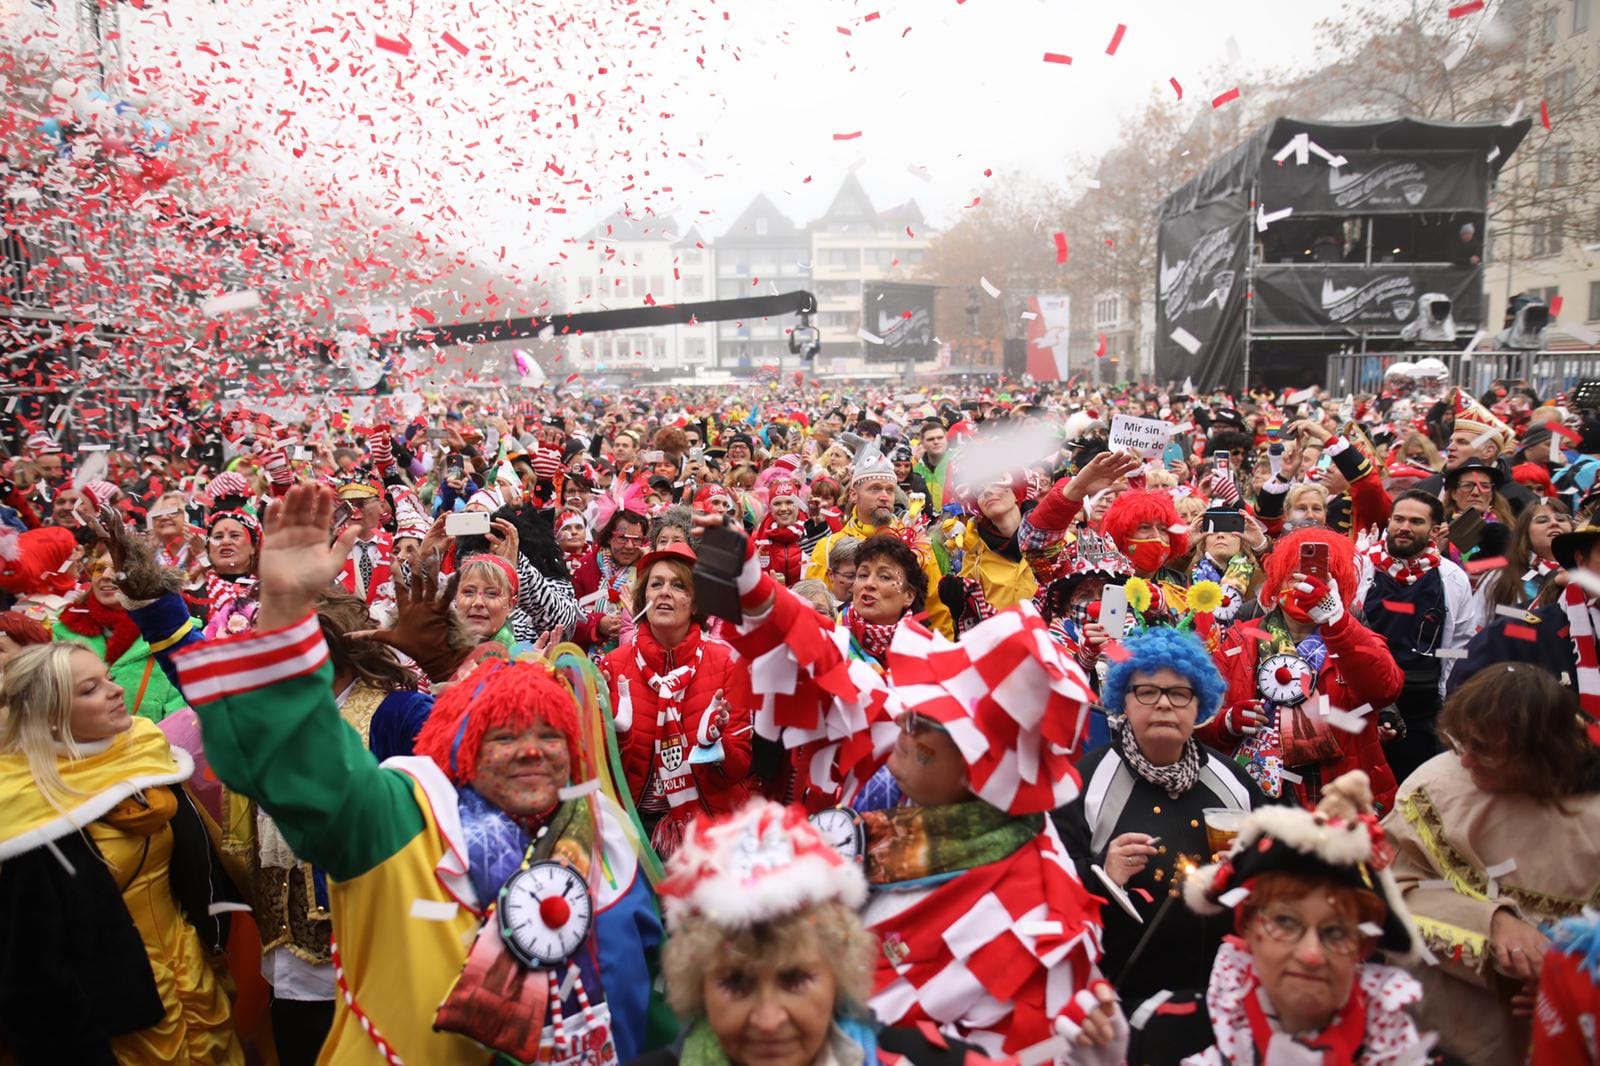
173, 612, 327, 706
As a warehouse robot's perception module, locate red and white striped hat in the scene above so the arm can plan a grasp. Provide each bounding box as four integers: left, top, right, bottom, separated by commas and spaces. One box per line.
25, 433, 62, 456
205, 471, 251, 503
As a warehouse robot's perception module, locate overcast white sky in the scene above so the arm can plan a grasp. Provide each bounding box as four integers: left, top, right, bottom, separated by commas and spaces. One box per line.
13, 0, 1339, 282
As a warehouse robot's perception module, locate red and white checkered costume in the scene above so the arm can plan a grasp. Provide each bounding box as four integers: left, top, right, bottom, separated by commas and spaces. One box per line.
727, 575, 1116, 1059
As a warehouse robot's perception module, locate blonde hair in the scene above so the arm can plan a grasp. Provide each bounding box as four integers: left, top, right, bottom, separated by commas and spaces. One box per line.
0, 644, 94, 806
661, 900, 876, 1019
455, 557, 513, 597
1286, 483, 1330, 511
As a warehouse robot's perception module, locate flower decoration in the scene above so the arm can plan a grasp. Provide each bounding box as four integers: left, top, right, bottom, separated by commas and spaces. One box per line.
1187, 580, 1224, 615
1124, 576, 1152, 613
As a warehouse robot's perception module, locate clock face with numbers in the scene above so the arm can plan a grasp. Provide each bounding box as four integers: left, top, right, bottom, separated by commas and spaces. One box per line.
498, 860, 593, 969
1256, 652, 1311, 707
809, 807, 866, 863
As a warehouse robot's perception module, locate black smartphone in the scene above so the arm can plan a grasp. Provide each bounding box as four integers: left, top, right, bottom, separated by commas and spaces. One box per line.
1202, 509, 1245, 534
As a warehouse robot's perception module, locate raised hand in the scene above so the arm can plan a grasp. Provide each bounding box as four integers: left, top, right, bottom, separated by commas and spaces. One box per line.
1063, 451, 1142, 503
257, 483, 358, 630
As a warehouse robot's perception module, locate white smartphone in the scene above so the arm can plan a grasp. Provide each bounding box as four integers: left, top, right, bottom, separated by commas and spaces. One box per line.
1100, 584, 1130, 636
445, 511, 491, 537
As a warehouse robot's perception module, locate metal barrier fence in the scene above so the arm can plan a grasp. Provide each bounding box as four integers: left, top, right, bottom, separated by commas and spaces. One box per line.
1325, 349, 1600, 398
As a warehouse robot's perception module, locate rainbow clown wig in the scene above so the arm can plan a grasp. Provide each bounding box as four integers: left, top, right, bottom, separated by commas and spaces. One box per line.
414, 659, 584, 786
1102, 627, 1226, 725
1100, 490, 1190, 559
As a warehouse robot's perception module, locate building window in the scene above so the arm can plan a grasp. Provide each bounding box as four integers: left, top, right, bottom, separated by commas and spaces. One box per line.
631, 276, 647, 297
1542, 8, 1561, 44
684, 337, 706, 360
1537, 144, 1571, 188
1574, 0, 1590, 33
683, 276, 704, 298
1588, 280, 1600, 321
650, 276, 664, 295
1544, 68, 1576, 109
822, 248, 861, 270
681, 248, 703, 265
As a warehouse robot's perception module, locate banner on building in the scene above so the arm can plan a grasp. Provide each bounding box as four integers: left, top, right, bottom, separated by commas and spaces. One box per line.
1015, 293, 1072, 380
1259, 151, 1486, 215
861, 282, 939, 363
1252, 265, 1484, 332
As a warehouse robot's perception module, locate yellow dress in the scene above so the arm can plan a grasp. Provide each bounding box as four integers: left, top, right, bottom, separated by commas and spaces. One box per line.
89, 812, 244, 1065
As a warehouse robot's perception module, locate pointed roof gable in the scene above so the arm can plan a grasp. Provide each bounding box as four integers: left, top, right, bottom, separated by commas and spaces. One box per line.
719, 194, 802, 241
817, 172, 877, 228
581, 209, 679, 244
877, 200, 926, 229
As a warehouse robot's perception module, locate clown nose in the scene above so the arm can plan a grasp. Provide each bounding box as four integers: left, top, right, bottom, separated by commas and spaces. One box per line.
1275, 666, 1294, 685
539, 895, 571, 928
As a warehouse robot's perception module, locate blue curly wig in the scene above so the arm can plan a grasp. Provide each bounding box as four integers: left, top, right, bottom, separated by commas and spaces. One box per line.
1102, 627, 1226, 724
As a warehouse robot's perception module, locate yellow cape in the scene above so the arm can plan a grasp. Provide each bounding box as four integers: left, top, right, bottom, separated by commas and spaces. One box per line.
959, 522, 1038, 611
0, 716, 192, 861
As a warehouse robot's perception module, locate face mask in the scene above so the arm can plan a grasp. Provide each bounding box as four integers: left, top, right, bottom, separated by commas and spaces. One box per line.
1125, 537, 1168, 574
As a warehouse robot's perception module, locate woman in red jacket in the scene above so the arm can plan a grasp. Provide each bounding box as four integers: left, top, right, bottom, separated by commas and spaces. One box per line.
751, 477, 805, 587
1198, 527, 1403, 812
600, 543, 754, 859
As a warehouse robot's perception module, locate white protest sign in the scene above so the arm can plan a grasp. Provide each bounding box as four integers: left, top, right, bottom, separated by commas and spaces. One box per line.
1109, 414, 1172, 457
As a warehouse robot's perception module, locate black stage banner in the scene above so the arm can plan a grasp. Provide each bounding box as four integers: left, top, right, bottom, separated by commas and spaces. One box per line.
1253, 264, 1483, 332
1259, 151, 1485, 215
1154, 200, 1252, 389
862, 282, 939, 363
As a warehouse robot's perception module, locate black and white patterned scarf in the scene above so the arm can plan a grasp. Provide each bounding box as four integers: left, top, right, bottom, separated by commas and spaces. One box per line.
1115, 718, 1201, 798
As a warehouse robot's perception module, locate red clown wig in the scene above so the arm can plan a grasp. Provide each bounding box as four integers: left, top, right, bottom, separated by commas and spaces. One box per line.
414, 659, 584, 786
1101, 490, 1190, 559
1260, 527, 1359, 608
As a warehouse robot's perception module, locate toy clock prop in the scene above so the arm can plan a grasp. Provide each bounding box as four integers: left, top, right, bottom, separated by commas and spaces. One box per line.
1256, 652, 1312, 707
809, 807, 866, 864
434, 844, 616, 1066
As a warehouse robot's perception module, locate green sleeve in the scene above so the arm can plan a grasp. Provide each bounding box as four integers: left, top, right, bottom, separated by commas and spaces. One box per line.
179, 618, 427, 881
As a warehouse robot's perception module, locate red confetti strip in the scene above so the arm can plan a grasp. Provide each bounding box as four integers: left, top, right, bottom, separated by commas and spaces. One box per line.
1130, 886, 1155, 903
1551, 294, 1565, 317
1235, 624, 1271, 643
1042, 52, 1073, 65
1447, 0, 1486, 16
1053, 231, 1069, 263
1169, 77, 1183, 99
1106, 23, 1127, 55
1381, 600, 1416, 615
1103, 640, 1132, 663
1504, 623, 1539, 642
1211, 87, 1240, 109
964, 196, 982, 208
832, 131, 862, 141
1464, 555, 1507, 574
440, 32, 469, 56
1094, 333, 1107, 357
1552, 422, 1582, 443
864, 11, 880, 21
1540, 98, 1552, 130
374, 33, 411, 56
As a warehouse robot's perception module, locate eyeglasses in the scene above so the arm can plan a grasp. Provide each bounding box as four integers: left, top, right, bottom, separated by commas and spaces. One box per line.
1253, 905, 1366, 957
1456, 480, 1494, 494
1128, 684, 1196, 707
613, 533, 648, 545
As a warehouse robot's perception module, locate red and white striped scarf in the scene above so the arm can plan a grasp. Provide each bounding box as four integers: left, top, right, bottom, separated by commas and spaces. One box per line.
204, 570, 257, 613
637, 644, 705, 859
1367, 544, 1442, 585
1561, 584, 1600, 743
1525, 554, 1561, 582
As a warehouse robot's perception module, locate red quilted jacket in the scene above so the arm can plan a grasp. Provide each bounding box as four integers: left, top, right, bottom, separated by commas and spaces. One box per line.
753, 517, 805, 588
1199, 610, 1403, 812
600, 623, 756, 816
